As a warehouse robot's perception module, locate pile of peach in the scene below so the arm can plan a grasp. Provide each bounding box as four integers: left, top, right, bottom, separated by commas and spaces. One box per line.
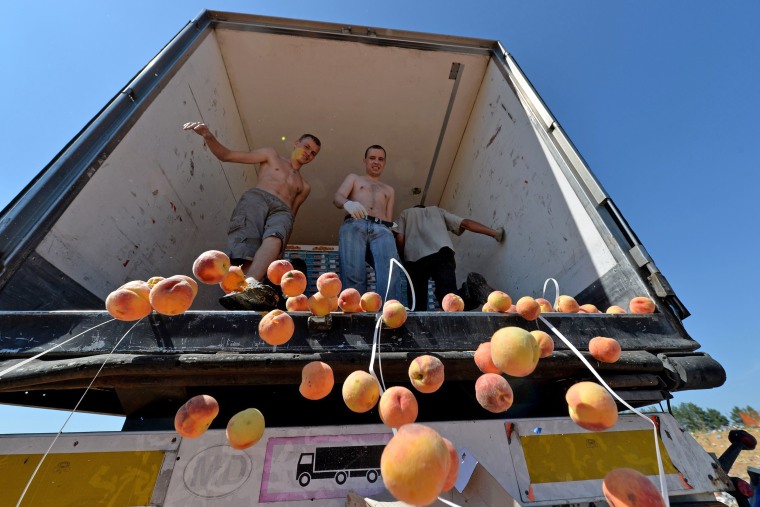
109, 251, 664, 506
105, 249, 235, 321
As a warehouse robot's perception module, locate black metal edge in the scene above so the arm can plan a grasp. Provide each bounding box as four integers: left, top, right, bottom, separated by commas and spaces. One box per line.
205, 10, 499, 55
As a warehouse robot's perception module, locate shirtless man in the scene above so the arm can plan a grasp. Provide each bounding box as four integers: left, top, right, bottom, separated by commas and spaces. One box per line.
184, 122, 321, 309
333, 145, 402, 302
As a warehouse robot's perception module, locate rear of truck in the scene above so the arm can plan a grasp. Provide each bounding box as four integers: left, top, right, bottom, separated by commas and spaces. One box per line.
0, 10, 732, 506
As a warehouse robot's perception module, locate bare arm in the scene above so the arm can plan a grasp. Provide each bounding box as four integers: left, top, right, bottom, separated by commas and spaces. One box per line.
461, 218, 500, 239
333, 174, 357, 209
291, 183, 311, 217
183, 122, 273, 165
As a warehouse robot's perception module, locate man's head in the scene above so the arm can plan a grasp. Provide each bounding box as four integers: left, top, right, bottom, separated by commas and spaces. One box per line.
364, 145, 386, 178
293, 134, 321, 166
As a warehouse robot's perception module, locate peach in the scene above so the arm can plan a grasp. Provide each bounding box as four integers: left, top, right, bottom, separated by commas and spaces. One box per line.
578, 303, 600, 314
267, 259, 294, 285
316, 272, 342, 298
408, 355, 444, 394
175, 274, 199, 297
475, 373, 513, 414
441, 437, 459, 492
565, 381, 618, 431
328, 296, 339, 312
258, 309, 294, 346
299, 361, 334, 400
342, 370, 380, 413
378, 386, 419, 428
286, 294, 309, 311
226, 408, 265, 450
481, 301, 497, 312
531, 330, 555, 358
516, 296, 541, 321
487, 291, 512, 312
380, 423, 450, 506
536, 297, 554, 313
606, 305, 626, 314
630, 296, 656, 314
360, 291, 383, 312
490, 326, 540, 377
441, 293, 465, 312
150, 275, 197, 315
382, 299, 407, 328
146, 276, 165, 289
556, 295, 580, 313
507, 304, 517, 312
280, 269, 307, 297
602, 468, 666, 507
174, 394, 219, 438
589, 336, 622, 363
308, 292, 332, 316
192, 250, 230, 284
474, 342, 501, 374
338, 288, 362, 313
119, 279, 152, 297
219, 265, 247, 294
106, 280, 153, 321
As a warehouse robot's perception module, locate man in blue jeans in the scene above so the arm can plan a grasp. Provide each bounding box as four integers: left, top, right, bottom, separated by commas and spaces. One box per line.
333, 145, 403, 303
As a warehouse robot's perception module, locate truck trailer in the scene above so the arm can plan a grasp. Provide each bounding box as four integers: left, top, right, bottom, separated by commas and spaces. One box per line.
0, 9, 736, 506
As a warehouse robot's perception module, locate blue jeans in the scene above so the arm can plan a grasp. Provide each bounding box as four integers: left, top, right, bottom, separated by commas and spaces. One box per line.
339, 218, 403, 303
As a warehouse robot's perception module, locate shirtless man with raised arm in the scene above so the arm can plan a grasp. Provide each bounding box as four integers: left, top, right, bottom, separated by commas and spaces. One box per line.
333, 145, 402, 302
184, 121, 321, 309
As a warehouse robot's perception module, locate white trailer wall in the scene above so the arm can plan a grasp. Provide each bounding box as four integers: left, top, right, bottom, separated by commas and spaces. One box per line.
36, 32, 252, 307
442, 61, 617, 298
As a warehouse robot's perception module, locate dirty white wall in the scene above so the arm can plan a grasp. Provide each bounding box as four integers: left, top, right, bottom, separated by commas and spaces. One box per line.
36, 32, 253, 308
441, 60, 617, 299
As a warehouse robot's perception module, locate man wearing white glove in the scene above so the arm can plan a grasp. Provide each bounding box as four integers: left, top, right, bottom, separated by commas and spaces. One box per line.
333, 145, 402, 302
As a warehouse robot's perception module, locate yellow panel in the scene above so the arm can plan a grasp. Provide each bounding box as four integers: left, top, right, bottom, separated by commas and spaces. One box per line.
521, 430, 678, 484
0, 450, 164, 506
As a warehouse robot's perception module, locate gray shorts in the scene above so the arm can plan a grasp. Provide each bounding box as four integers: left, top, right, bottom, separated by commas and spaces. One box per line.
227, 188, 293, 261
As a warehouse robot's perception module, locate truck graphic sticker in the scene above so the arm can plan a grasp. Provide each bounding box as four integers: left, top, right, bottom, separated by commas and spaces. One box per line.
259, 433, 391, 502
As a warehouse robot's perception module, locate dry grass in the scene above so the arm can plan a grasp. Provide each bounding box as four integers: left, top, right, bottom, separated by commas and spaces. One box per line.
690, 426, 759, 482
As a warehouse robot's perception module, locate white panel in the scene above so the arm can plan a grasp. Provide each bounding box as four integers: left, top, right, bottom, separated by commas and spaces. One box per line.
37, 33, 249, 308
441, 60, 616, 298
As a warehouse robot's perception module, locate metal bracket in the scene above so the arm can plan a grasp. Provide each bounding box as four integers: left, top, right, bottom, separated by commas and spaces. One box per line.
308, 314, 332, 331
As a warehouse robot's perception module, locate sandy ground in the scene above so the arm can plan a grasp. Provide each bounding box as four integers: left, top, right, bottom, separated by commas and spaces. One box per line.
691, 426, 759, 483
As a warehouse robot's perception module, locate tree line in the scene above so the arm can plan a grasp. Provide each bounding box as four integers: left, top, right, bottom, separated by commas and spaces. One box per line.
668, 403, 759, 432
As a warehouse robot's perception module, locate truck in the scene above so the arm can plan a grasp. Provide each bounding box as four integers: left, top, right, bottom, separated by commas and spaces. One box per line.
0, 9, 745, 507
296, 445, 385, 487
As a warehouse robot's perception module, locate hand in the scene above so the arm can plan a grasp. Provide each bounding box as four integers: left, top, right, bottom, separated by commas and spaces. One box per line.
343, 200, 368, 220
494, 227, 505, 243
182, 121, 210, 137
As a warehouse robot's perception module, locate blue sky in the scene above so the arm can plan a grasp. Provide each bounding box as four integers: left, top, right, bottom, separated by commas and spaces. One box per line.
1, 1, 758, 434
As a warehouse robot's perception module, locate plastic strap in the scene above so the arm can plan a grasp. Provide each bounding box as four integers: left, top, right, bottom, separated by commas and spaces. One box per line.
15, 318, 141, 507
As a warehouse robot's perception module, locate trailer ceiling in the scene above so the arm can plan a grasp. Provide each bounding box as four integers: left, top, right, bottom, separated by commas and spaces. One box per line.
213, 26, 490, 244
